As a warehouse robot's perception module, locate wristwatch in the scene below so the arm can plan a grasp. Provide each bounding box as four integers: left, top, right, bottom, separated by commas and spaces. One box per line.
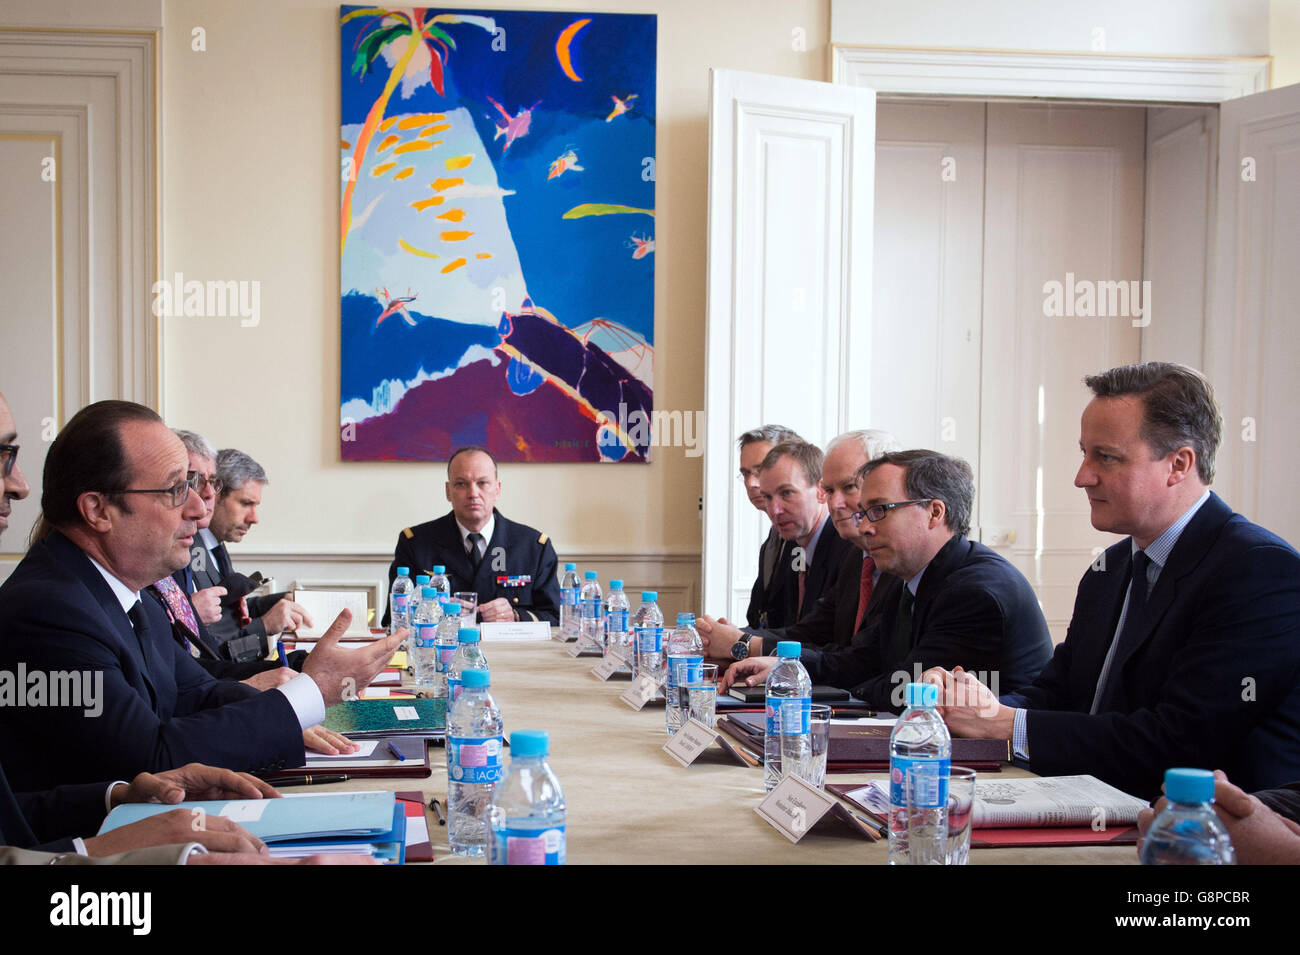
729, 638, 751, 661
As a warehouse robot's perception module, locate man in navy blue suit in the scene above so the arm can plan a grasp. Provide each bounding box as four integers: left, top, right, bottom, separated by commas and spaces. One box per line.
930, 362, 1300, 799
0, 399, 405, 793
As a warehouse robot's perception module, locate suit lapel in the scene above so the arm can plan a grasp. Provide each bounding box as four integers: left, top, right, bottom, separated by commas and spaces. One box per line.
475, 513, 508, 593
1104, 493, 1233, 688
432, 514, 476, 593
47, 533, 158, 703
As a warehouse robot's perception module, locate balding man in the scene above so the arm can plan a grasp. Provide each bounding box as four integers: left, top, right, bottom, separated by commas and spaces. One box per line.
0, 400, 404, 792
382, 446, 560, 626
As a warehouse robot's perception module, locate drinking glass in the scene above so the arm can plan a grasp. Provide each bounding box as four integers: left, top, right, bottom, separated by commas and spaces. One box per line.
687, 663, 719, 729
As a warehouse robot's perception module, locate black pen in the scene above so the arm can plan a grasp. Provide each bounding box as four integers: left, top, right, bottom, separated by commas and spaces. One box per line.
429, 797, 446, 826
264, 774, 349, 786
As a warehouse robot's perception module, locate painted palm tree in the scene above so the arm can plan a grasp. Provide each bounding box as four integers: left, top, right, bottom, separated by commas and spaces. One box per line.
340, 7, 496, 253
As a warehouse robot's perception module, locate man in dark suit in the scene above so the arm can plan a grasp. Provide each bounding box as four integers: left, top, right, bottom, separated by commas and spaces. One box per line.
0, 399, 404, 791
701, 429, 903, 663
382, 446, 560, 626
745, 439, 854, 631
930, 362, 1300, 799
736, 425, 799, 629
723, 450, 1053, 711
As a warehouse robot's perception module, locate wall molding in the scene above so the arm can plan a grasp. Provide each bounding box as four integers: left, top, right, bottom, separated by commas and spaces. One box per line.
832, 45, 1271, 103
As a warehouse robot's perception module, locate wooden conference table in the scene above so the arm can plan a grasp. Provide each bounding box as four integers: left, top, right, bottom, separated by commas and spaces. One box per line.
291, 638, 1137, 865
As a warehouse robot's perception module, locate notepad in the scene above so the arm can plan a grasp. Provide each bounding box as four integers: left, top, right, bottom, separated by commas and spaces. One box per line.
99, 791, 397, 843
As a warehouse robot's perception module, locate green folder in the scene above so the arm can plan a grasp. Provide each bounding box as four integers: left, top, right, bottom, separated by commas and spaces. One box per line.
323, 697, 446, 737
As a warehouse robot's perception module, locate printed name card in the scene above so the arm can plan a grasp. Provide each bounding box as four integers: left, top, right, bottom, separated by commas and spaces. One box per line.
591, 656, 623, 681
663, 718, 720, 767
754, 774, 838, 843
620, 674, 661, 710
566, 637, 601, 658
478, 621, 551, 643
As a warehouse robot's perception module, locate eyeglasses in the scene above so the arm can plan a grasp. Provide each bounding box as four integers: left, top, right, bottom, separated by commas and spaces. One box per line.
0, 444, 17, 478
109, 471, 199, 508
191, 474, 224, 494
851, 499, 933, 525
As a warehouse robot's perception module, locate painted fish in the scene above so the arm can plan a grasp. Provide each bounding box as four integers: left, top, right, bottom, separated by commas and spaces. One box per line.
629, 234, 655, 260
606, 93, 638, 122
375, 287, 417, 327
487, 96, 540, 151
548, 149, 584, 180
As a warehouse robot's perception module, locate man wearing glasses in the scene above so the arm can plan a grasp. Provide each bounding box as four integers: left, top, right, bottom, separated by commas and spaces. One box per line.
720, 450, 1053, 712
0, 400, 405, 792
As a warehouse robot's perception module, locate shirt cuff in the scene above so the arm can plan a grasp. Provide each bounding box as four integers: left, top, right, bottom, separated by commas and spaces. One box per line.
1012, 708, 1030, 761
104, 780, 129, 814
179, 843, 207, 865
72, 837, 87, 856
277, 673, 327, 729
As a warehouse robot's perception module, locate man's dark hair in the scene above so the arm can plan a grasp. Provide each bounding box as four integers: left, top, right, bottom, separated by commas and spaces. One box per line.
760, 439, 824, 488
859, 450, 974, 537
448, 445, 498, 479
42, 400, 163, 528
1084, 362, 1221, 483
737, 424, 800, 450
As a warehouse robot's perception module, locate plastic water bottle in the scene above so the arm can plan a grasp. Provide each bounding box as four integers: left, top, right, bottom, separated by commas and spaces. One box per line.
410, 587, 443, 694
578, 571, 603, 648
888, 682, 952, 865
489, 730, 566, 865
632, 591, 665, 680
604, 579, 631, 666
432, 599, 461, 699
447, 627, 489, 704
389, 566, 414, 636
447, 668, 503, 857
1140, 768, 1236, 865
559, 563, 580, 640
414, 573, 431, 594
430, 565, 451, 598
764, 641, 812, 792
664, 613, 703, 736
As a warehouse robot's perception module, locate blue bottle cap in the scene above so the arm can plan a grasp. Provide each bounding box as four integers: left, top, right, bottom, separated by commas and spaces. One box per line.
461, 668, 490, 689
641, 591, 657, 601
585, 571, 598, 580
610, 579, 623, 588
675, 612, 693, 625
416, 575, 431, 585
775, 641, 801, 658
441, 600, 461, 614
421, 586, 437, 599
459, 628, 481, 643
1164, 768, 1216, 804
397, 566, 410, 576
905, 682, 938, 707
511, 730, 549, 758
564, 562, 577, 571
432, 565, 446, 574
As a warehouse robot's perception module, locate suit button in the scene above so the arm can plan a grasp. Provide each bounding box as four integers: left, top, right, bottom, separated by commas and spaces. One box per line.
513, 597, 519, 603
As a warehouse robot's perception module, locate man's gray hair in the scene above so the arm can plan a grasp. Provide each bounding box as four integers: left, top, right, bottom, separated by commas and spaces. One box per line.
216, 448, 268, 494
173, 429, 216, 462
737, 424, 801, 449
825, 428, 902, 461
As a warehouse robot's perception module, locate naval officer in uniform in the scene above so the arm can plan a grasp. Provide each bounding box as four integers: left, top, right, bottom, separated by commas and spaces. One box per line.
382, 446, 561, 626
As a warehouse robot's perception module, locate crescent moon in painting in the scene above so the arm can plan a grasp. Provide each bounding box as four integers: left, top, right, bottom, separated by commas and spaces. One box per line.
556, 18, 591, 82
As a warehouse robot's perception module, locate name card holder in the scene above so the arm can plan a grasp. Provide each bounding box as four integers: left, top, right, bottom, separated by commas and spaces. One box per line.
755, 776, 881, 843
620, 674, 662, 710
591, 656, 623, 681
662, 718, 720, 766
566, 637, 604, 658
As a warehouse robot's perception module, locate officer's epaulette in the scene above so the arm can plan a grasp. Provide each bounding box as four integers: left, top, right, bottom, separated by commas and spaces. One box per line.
402, 527, 414, 539
537, 532, 548, 545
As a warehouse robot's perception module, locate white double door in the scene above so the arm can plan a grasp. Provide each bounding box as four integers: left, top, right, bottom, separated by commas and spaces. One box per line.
703, 69, 1300, 638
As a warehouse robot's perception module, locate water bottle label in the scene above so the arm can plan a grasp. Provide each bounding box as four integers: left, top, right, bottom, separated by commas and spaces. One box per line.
392, 594, 409, 612
417, 623, 437, 648
606, 610, 630, 633
447, 735, 503, 783
582, 597, 602, 617
562, 589, 578, 607
889, 756, 950, 810
436, 644, 457, 672
668, 655, 702, 688
765, 696, 811, 735
447, 677, 462, 701
501, 825, 565, 865
636, 627, 663, 653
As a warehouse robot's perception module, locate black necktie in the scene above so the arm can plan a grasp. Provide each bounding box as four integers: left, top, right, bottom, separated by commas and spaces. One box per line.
887, 585, 915, 665
127, 600, 153, 677
467, 533, 484, 573
1095, 551, 1152, 713
212, 542, 233, 578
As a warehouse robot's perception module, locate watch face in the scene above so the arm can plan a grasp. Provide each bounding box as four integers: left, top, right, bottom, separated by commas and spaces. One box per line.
731, 640, 749, 660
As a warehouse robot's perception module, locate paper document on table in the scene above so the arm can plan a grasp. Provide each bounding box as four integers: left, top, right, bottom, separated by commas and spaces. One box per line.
292, 590, 371, 638
308, 740, 379, 759
860, 775, 1147, 828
